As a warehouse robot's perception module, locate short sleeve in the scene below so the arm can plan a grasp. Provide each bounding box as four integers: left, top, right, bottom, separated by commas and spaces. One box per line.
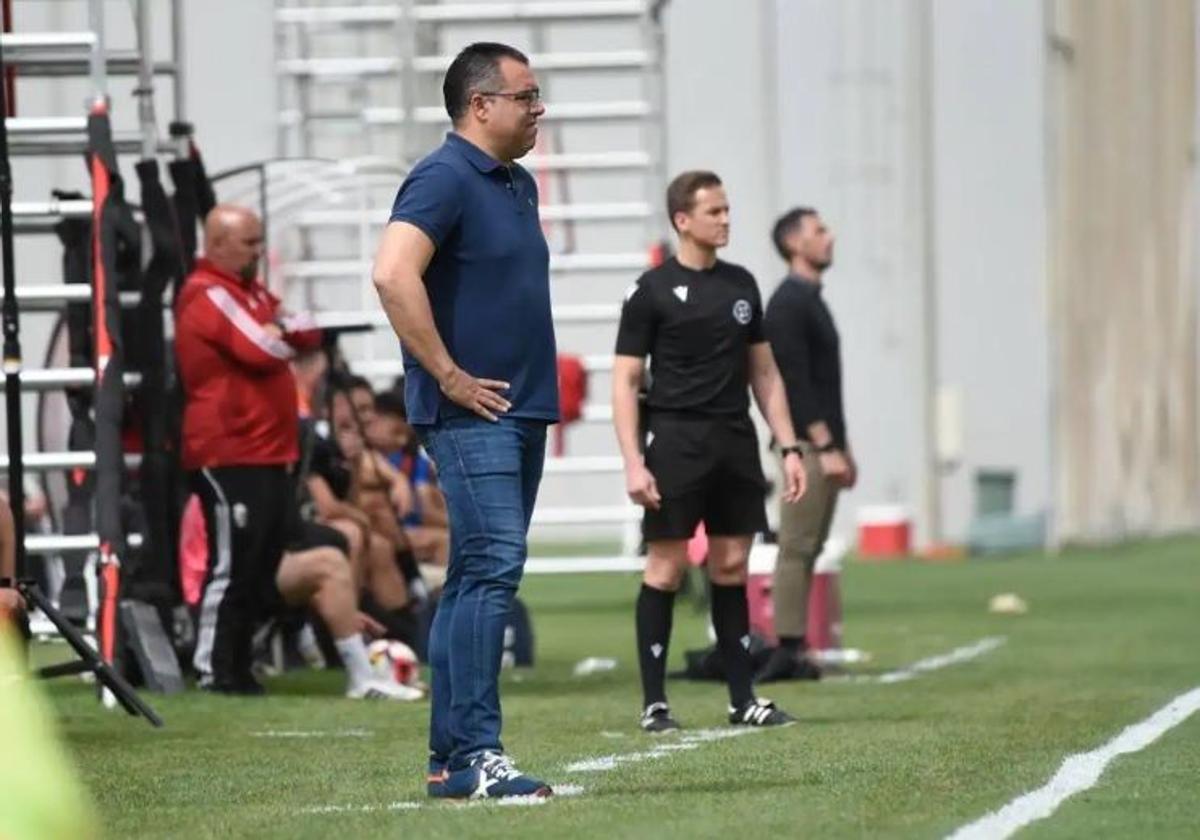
412, 453, 434, 486
614, 277, 657, 357
745, 272, 765, 344
388, 162, 463, 248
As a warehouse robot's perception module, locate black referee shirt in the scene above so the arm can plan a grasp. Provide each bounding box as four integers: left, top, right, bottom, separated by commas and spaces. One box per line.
615, 257, 765, 416
763, 276, 847, 448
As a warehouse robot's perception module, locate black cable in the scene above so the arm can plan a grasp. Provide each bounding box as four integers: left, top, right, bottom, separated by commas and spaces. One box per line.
0, 35, 29, 581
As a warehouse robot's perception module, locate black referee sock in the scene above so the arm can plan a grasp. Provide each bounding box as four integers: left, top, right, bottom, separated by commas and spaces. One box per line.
710, 583, 756, 709
636, 583, 676, 708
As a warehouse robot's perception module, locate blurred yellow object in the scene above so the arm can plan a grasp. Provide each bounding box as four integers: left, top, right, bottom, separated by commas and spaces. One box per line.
988, 593, 1029, 615
0, 624, 97, 840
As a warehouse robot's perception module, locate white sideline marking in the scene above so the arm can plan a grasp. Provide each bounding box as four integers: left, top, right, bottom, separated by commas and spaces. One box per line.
251, 729, 372, 739
565, 727, 758, 774
301, 801, 421, 814
301, 784, 586, 814
947, 686, 1200, 840
873, 636, 1006, 684
300, 726, 757, 813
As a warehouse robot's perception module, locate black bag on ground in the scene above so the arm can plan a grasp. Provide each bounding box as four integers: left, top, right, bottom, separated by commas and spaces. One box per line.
671, 633, 774, 681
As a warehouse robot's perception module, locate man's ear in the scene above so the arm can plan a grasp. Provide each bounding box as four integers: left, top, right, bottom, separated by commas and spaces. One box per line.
469, 93, 489, 124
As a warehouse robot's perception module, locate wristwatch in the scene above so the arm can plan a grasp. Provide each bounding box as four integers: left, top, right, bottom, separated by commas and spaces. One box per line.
780, 444, 804, 458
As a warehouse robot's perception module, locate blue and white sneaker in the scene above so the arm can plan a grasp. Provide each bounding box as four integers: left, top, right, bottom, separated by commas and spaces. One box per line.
430, 751, 553, 799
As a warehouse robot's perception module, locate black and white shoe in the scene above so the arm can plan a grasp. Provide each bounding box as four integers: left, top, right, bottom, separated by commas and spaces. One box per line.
640, 701, 681, 733
729, 698, 796, 727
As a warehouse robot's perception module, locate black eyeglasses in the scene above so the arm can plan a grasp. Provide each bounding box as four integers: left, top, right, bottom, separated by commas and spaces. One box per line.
477, 88, 542, 107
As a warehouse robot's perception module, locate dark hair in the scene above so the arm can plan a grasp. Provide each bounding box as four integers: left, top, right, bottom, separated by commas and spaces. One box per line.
345, 374, 373, 396
443, 42, 531, 123
374, 389, 408, 421
771, 206, 817, 261
665, 170, 722, 231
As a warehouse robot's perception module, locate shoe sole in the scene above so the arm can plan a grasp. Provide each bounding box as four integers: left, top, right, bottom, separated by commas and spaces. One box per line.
428, 787, 554, 802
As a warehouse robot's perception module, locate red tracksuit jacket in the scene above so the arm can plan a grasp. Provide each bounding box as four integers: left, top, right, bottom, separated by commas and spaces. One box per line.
175, 259, 321, 470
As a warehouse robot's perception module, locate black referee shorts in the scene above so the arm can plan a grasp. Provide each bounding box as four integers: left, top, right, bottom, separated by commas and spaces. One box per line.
286, 519, 350, 556
642, 412, 768, 542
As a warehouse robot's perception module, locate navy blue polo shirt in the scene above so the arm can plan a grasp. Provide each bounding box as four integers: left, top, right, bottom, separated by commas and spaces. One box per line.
388, 132, 560, 425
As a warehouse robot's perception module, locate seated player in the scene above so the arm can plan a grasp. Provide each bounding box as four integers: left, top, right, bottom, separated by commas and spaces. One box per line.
346, 374, 378, 430
275, 533, 423, 701
324, 385, 431, 600
182, 494, 421, 700
367, 390, 450, 569
302, 418, 409, 597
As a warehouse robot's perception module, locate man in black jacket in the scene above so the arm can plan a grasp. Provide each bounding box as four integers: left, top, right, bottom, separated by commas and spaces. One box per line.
760, 207, 857, 682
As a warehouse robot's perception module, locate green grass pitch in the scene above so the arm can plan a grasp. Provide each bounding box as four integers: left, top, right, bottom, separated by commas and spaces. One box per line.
35, 536, 1200, 838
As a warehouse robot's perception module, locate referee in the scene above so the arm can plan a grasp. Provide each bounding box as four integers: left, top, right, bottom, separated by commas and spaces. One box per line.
613, 170, 807, 732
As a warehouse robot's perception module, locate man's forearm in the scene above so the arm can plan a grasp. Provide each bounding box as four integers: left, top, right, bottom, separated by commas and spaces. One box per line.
752, 370, 799, 449
612, 379, 644, 466
374, 270, 457, 385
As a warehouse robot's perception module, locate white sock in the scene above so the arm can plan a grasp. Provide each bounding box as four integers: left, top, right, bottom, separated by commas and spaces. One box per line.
334, 635, 374, 691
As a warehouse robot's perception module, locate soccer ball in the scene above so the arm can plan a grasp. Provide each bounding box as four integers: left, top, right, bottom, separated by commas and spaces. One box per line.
367, 639, 421, 687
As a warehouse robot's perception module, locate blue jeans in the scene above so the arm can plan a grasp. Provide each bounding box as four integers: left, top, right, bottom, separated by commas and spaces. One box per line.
415, 417, 547, 767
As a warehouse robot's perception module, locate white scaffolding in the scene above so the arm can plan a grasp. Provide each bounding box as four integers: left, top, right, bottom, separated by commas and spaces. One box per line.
272, 1, 669, 556
0, 0, 183, 565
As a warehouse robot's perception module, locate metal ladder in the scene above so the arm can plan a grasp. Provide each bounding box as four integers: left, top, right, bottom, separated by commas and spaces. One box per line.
0, 0, 183, 605
273, 0, 668, 551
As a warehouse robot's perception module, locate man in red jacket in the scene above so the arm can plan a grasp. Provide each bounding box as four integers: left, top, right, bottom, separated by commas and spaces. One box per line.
175, 204, 322, 693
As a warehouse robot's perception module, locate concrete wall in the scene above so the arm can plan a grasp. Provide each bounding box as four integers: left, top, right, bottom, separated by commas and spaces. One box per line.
772, 0, 1051, 546
929, 0, 1051, 539
1046, 0, 1200, 541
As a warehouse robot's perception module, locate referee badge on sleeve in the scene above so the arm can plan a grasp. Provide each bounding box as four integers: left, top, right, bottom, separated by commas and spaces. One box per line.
732, 299, 752, 325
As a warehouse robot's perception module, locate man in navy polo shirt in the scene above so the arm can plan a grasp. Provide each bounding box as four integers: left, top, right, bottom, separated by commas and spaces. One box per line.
372, 42, 557, 800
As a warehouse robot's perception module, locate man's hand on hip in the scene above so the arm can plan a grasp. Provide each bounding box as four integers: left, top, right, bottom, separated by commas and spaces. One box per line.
843, 450, 858, 489
819, 450, 852, 487
438, 367, 511, 422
